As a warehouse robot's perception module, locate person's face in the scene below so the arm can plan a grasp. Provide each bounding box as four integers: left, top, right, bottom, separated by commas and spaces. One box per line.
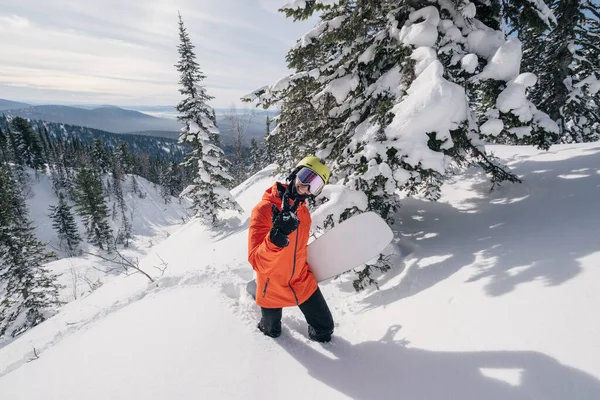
295, 177, 311, 196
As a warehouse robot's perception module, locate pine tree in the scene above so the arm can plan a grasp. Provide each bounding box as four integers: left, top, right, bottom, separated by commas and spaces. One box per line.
92, 139, 110, 174
0, 125, 9, 164
10, 117, 45, 171
131, 175, 142, 198
158, 162, 173, 204
263, 115, 274, 165
249, 138, 263, 174
49, 193, 82, 256
168, 161, 183, 197
520, 0, 600, 143
73, 167, 113, 251
246, 0, 559, 289
115, 142, 133, 174
0, 165, 61, 339
175, 12, 241, 225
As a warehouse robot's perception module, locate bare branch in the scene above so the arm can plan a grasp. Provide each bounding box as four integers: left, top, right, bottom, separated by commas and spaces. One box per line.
153, 254, 169, 277
83, 248, 155, 283
27, 347, 40, 362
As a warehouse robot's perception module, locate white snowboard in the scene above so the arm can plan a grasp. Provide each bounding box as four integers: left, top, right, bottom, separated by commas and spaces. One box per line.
307, 211, 394, 282
246, 211, 394, 298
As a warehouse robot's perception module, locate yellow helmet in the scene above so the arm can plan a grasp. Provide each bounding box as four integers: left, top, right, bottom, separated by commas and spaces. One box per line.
296, 156, 330, 184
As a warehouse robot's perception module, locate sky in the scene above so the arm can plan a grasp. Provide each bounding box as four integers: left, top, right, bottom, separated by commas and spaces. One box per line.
0, 0, 315, 108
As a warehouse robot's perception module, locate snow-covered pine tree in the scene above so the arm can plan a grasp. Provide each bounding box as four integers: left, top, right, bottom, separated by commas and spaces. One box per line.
3, 127, 32, 200
49, 193, 82, 256
158, 161, 172, 204
246, 0, 559, 289
110, 151, 132, 247
175, 13, 241, 225
115, 142, 133, 174
263, 115, 274, 165
9, 117, 45, 171
249, 138, 263, 174
73, 167, 113, 251
0, 125, 10, 165
517, 0, 600, 143
0, 165, 61, 339
168, 161, 184, 197
37, 126, 53, 167
92, 139, 110, 174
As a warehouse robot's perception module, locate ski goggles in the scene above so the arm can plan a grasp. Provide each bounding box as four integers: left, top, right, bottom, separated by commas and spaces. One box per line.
296, 167, 326, 196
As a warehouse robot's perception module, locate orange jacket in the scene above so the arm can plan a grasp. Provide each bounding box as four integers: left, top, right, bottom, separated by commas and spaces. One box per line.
248, 182, 318, 308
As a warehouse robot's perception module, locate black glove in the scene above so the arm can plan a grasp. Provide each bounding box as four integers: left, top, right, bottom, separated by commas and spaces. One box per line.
269, 191, 300, 247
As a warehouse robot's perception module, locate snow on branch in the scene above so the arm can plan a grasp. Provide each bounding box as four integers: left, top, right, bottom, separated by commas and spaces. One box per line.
295, 16, 346, 48
526, 0, 558, 27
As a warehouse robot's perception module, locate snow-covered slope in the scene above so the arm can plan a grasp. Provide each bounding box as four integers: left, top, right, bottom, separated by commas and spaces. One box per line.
1, 144, 599, 399
22, 169, 192, 302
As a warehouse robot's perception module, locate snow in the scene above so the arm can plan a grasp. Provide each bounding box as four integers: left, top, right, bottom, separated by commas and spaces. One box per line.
366, 65, 405, 98
497, 74, 536, 120
385, 60, 467, 172
475, 38, 523, 82
467, 29, 505, 60
317, 75, 360, 104
358, 44, 377, 64
461, 2, 477, 19
18, 168, 191, 304
480, 118, 504, 136
411, 47, 438, 77
461, 53, 479, 73
311, 184, 368, 229
576, 74, 600, 96
271, 76, 292, 92
399, 6, 440, 48
527, 0, 558, 27
1, 143, 600, 399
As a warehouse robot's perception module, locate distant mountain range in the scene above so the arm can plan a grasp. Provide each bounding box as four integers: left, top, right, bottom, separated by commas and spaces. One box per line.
0, 114, 187, 162
0, 99, 31, 110
0, 99, 276, 146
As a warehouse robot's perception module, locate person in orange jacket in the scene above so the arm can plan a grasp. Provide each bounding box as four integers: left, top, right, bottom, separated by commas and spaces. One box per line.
248, 156, 334, 342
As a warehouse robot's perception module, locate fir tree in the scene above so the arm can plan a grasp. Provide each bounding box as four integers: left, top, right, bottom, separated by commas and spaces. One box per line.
263, 115, 274, 165
158, 162, 173, 204
10, 117, 45, 171
0, 165, 61, 339
246, 0, 559, 289
49, 193, 82, 256
0, 126, 9, 164
73, 167, 113, 251
92, 139, 110, 174
521, 0, 600, 143
249, 138, 263, 174
115, 142, 133, 174
131, 175, 142, 198
175, 12, 241, 225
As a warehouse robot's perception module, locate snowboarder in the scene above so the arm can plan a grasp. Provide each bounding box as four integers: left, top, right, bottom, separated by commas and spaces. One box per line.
248, 156, 334, 342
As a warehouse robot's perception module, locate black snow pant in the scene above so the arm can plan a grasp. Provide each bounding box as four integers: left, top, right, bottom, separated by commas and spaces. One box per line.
259, 287, 334, 342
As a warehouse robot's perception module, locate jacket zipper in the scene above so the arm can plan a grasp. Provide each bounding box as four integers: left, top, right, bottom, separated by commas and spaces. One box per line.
288, 230, 300, 305
262, 278, 270, 297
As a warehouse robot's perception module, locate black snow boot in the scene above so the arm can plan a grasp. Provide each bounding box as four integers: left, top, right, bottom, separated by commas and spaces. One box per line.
308, 325, 332, 343
258, 322, 281, 338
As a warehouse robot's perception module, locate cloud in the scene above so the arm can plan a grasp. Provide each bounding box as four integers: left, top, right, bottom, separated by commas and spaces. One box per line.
0, 14, 30, 28
0, 0, 315, 107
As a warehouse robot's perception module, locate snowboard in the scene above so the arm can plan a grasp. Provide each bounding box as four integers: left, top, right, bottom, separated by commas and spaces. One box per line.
246, 211, 394, 299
